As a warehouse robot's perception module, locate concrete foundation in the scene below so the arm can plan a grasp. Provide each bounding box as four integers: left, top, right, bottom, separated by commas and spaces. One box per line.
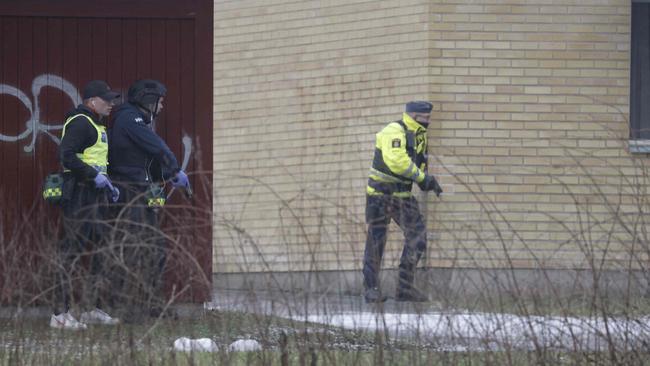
212, 268, 650, 300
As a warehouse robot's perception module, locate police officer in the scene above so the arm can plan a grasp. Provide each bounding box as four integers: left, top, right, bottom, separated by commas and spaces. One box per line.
108, 79, 189, 321
362, 101, 442, 303
51, 80, 121, 329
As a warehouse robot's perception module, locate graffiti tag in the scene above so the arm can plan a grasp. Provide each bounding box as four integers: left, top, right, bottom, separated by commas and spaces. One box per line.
0, 74, 191, 169
0, 74, 79, 152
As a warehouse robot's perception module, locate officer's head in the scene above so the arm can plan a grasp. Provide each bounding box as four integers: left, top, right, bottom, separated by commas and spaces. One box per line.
83, 80, 120, 117
405, 101, 432, 127
128, 79, 167, 122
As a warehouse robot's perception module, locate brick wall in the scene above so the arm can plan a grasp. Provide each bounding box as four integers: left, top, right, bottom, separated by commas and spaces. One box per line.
214, 0, 645, 274
427, 0, 639, 271
213, 0, 434, 272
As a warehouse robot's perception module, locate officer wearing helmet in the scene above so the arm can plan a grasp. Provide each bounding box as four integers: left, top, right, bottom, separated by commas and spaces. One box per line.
108, 79, 189, 321
109, 79, 187, 184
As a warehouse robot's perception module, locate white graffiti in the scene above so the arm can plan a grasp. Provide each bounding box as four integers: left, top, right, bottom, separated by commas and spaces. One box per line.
181, 135, 192, 170
0, 74, 192, 167
0, 74, 80, 152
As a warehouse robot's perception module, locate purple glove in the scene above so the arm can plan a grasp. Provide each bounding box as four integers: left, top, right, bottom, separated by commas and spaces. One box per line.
110, 186, 120, 203
171, 170, 190, 189
94, 174, 111, 189
94, 173, 120, 202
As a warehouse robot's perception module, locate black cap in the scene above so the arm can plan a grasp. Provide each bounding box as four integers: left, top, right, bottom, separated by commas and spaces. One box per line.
83, 80, 120, 101
405, 101, 433, 113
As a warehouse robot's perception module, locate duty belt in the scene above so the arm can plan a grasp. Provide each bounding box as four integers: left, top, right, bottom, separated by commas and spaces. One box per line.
367, 179, 411, 194
63, 165, 107, 174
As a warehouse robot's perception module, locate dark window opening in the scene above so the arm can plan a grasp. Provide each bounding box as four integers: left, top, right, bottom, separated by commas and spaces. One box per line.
630, 1, 650, 152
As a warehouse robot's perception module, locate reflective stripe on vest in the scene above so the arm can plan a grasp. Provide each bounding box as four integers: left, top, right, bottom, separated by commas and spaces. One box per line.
61, 114, 108, 174
367, 120, 427, 196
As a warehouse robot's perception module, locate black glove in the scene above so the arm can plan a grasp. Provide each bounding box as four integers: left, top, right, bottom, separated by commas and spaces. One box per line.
418, 175, 443, 197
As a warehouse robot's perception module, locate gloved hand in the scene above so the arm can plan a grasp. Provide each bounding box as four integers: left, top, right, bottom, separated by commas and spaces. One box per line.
171, 170, 190, 189
109, 185, 120, 203
94, 173, 111, 189
94, 173, 120, 202
418, 175, 443, 197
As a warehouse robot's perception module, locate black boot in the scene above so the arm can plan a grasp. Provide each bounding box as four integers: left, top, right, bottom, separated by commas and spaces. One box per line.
396, 286, 429, 302
364, 287, 388, 303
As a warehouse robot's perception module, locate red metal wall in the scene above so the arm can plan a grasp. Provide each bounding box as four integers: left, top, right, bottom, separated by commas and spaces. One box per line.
0, 0, 213, 304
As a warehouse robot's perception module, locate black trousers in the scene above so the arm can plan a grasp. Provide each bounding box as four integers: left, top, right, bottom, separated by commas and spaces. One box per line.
362, 194, 427, 291
111, 180, 166, 319
56, 177, 112, 314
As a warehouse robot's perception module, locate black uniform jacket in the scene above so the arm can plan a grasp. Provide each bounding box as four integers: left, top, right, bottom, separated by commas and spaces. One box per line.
108, 102, 179, 184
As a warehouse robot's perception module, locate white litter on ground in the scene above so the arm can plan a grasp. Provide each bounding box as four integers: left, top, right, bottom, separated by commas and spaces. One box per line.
173, 337, 219, 352
228, 339, 262, 352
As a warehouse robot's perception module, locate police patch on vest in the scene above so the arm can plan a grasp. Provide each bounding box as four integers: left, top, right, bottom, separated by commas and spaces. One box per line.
392, 138, 401, 148
101, 132, 107, 143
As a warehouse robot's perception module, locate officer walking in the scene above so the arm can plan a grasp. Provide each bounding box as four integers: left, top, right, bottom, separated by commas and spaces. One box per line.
50, 80, 121, 329
108, 79, 190, 321
363, 101, 442, 303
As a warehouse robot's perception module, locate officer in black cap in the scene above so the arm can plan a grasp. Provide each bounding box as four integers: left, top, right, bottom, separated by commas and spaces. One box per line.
51, 80, 121, 329
108, 79, 189, 322
362, 101, 443, 303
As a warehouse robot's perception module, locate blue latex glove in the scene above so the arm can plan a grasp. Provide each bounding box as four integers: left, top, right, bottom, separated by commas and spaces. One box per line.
94, 173, 111, 189
171, 170, 190, 189
110, 186, 120, 203
94, 173, 120, 202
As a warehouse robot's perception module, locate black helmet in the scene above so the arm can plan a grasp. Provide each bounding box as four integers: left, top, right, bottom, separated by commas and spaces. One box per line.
128, 79, 167, 105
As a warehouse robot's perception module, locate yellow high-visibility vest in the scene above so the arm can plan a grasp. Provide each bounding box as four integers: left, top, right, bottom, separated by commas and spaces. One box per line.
61, 114, 108, 174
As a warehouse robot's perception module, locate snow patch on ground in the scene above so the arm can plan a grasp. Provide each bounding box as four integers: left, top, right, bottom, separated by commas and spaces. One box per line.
299, 311, 650, 351
204, 292, 650, 352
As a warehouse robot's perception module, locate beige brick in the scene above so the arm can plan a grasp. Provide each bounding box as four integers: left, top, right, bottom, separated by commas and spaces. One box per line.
524, 86, 551, 94
511, 24, 538, 32
455, 76, 484, 84
511, 95, 538, 103
511, 130, 539, 138
443, 13, 470, 22
455, 130, 482, 139
470, 68, 497, 76
441, 31, 469, 41
512, 77, 540, 85
496, 85, 525, 94
470, 32, 498, 41
455, 23, 483, 32
469, 104, 496, 112
512, 59, 539, 68
483, 95, 510, 104
443, 49, 470, 58
456, 58, 483, 67
483, 130, 511, 138
456, 94, 483, 103
538, 95, 566, 104
511, 42, 539, 50
483, 76, 511, 84
469, 85, 497, 93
